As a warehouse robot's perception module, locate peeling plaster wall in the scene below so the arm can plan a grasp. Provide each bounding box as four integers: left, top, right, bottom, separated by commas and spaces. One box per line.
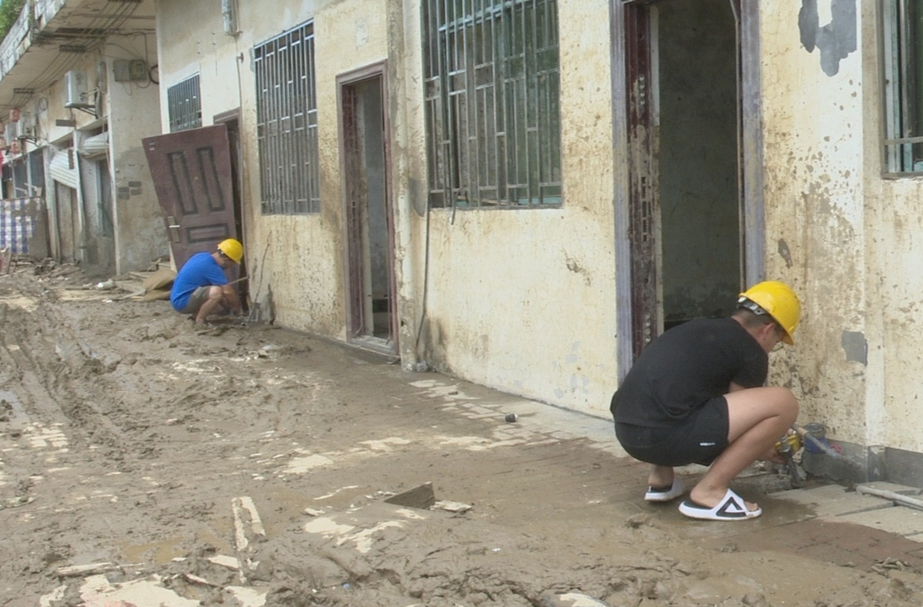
760, 2, 868, 444
875, 179, 923, 453
400, 0, 616, 415
105, 44, 165, 274
849, 0, 923, 457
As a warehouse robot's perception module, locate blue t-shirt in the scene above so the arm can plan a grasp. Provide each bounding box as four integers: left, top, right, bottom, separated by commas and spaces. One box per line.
170, 252, 229, 311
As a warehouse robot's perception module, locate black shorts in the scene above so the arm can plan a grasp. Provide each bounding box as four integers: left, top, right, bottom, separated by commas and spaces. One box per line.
614, 396, 730, 467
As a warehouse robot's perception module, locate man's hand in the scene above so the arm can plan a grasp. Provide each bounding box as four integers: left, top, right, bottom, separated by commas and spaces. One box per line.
760, 446, 786, 464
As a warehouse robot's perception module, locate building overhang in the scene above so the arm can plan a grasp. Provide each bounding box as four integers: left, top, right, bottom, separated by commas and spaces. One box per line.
0, 0, 155, 116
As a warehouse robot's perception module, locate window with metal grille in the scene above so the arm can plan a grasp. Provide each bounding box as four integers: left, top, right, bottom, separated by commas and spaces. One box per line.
253, 21, 320, 215
423, 0, 561, 208
167, 74, 202, 133
883, 0, 923, 174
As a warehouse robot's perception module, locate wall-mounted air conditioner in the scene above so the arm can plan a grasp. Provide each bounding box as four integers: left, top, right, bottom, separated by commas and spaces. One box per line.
19, 112, 34, 135
64, 70, 91, 108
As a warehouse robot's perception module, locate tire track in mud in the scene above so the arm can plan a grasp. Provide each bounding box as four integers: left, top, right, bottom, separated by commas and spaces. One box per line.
0, 298, 133, 464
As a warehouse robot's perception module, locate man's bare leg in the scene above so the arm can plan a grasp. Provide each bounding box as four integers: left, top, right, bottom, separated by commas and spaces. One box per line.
688, 386, 798, 511
194, 286, 225, 324
648, 464, 674, 488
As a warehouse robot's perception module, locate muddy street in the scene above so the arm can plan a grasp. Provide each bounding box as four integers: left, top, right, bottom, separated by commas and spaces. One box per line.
1, 262, 922, 607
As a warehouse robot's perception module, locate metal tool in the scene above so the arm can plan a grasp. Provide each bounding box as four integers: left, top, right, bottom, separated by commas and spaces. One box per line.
775, 432, 804, 488
792, 422, 864, 471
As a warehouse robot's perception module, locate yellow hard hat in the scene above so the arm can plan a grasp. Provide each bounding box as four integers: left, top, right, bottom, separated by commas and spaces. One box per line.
738, 280, 801, 345
217, 238, 243, 264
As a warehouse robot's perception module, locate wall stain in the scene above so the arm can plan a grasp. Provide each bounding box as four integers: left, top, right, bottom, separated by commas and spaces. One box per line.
798, 0, 857, 76
841, 330, 867, 365
564, 251, 591, 286
778, 238, 793, 268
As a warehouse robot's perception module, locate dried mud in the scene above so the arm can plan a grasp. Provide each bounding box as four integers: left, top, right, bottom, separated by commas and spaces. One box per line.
0, 262, 921, 606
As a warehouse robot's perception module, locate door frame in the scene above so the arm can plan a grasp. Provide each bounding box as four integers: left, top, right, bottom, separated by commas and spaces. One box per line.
611, 0, 765, 379
336, 61, 398, 353
214, 108, 247, 305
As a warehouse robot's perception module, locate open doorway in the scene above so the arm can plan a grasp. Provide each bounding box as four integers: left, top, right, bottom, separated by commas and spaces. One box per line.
339, 63, 397, 355
623, 0, 742, 359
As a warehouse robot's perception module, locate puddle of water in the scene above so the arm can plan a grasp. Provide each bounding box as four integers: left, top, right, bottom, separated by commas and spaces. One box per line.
120, 537, 187, 566
0, 389, 28, 425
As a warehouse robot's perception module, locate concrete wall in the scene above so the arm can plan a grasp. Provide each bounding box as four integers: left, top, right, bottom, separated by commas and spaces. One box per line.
760, 3, 869, 447
858, 0, 923, 460
396, 0, 617, 415
104, 41, 165, 274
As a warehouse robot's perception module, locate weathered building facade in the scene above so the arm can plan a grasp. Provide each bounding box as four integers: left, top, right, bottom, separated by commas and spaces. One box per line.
0, 0, 161, 277
6, 0, 923, 484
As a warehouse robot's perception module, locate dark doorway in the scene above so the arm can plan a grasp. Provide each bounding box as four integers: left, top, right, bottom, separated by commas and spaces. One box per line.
623, 0, 742, 359
339, 64, 397, 354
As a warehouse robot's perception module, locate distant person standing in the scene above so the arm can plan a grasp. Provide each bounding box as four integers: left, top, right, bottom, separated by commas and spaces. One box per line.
170, 238, 244, 326
611, 281, 802, 521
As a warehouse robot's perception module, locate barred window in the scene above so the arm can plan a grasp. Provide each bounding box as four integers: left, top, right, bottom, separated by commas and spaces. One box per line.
423, 0, 562, 209
167, 74, 202, 133
883, 0, 923, 174
254, 21, 320, 214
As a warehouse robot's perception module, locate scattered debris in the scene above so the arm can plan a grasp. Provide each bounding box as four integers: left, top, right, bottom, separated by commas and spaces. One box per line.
856, 485, 923, 512
207, 555, 241, 571
183, 572, 221, 587
55, 562, 121, 578
384, 482, 436, 510
0, 246, 11, 274
232, 496, 266, 584
541, 593, 611, 607
0, 495, 35, 509
873, 557, 911, 573
432, 500, 472, 513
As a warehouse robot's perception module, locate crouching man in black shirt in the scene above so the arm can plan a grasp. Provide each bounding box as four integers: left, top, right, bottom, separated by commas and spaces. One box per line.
611, 281, 801, 521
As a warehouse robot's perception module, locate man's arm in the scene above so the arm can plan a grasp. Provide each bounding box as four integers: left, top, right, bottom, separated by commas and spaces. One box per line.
220, 284, 243, 314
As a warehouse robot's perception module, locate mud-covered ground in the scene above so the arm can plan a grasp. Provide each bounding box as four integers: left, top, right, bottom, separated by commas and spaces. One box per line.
1, 260, 922, 607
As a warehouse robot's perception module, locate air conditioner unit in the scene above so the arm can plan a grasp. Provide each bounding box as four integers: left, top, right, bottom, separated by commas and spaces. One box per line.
64, 70, 91, 108
5, 121, 18, 142
19, 112, 34, 135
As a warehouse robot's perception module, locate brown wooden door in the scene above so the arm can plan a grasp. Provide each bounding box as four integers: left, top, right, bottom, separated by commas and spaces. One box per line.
142, 124, 237, 268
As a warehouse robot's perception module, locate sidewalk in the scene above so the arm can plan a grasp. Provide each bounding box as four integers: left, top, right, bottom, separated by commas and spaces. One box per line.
414, 374, 923, 572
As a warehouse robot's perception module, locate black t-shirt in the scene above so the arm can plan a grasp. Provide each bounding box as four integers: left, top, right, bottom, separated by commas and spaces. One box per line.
610, 317, 768, 427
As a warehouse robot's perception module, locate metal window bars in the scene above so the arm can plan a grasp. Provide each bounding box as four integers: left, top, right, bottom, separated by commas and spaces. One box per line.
167, 74, 202, 133
424, 0, 562, 208
254, 22, 320, 214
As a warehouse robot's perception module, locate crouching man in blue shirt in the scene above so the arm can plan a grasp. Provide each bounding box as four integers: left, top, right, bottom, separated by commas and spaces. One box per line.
170, 238, 244, 326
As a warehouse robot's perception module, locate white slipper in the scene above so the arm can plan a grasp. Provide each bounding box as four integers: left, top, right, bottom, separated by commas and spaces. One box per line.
644, 478, 685, 502
678, 488, 762, 521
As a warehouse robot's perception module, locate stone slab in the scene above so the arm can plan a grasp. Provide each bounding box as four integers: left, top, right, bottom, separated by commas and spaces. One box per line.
769, 483, 894, 517
825, 506, 923, 537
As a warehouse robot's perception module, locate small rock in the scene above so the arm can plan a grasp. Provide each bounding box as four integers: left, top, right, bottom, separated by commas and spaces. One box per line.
540, 592, 610, 607
625, 513, 652, 528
